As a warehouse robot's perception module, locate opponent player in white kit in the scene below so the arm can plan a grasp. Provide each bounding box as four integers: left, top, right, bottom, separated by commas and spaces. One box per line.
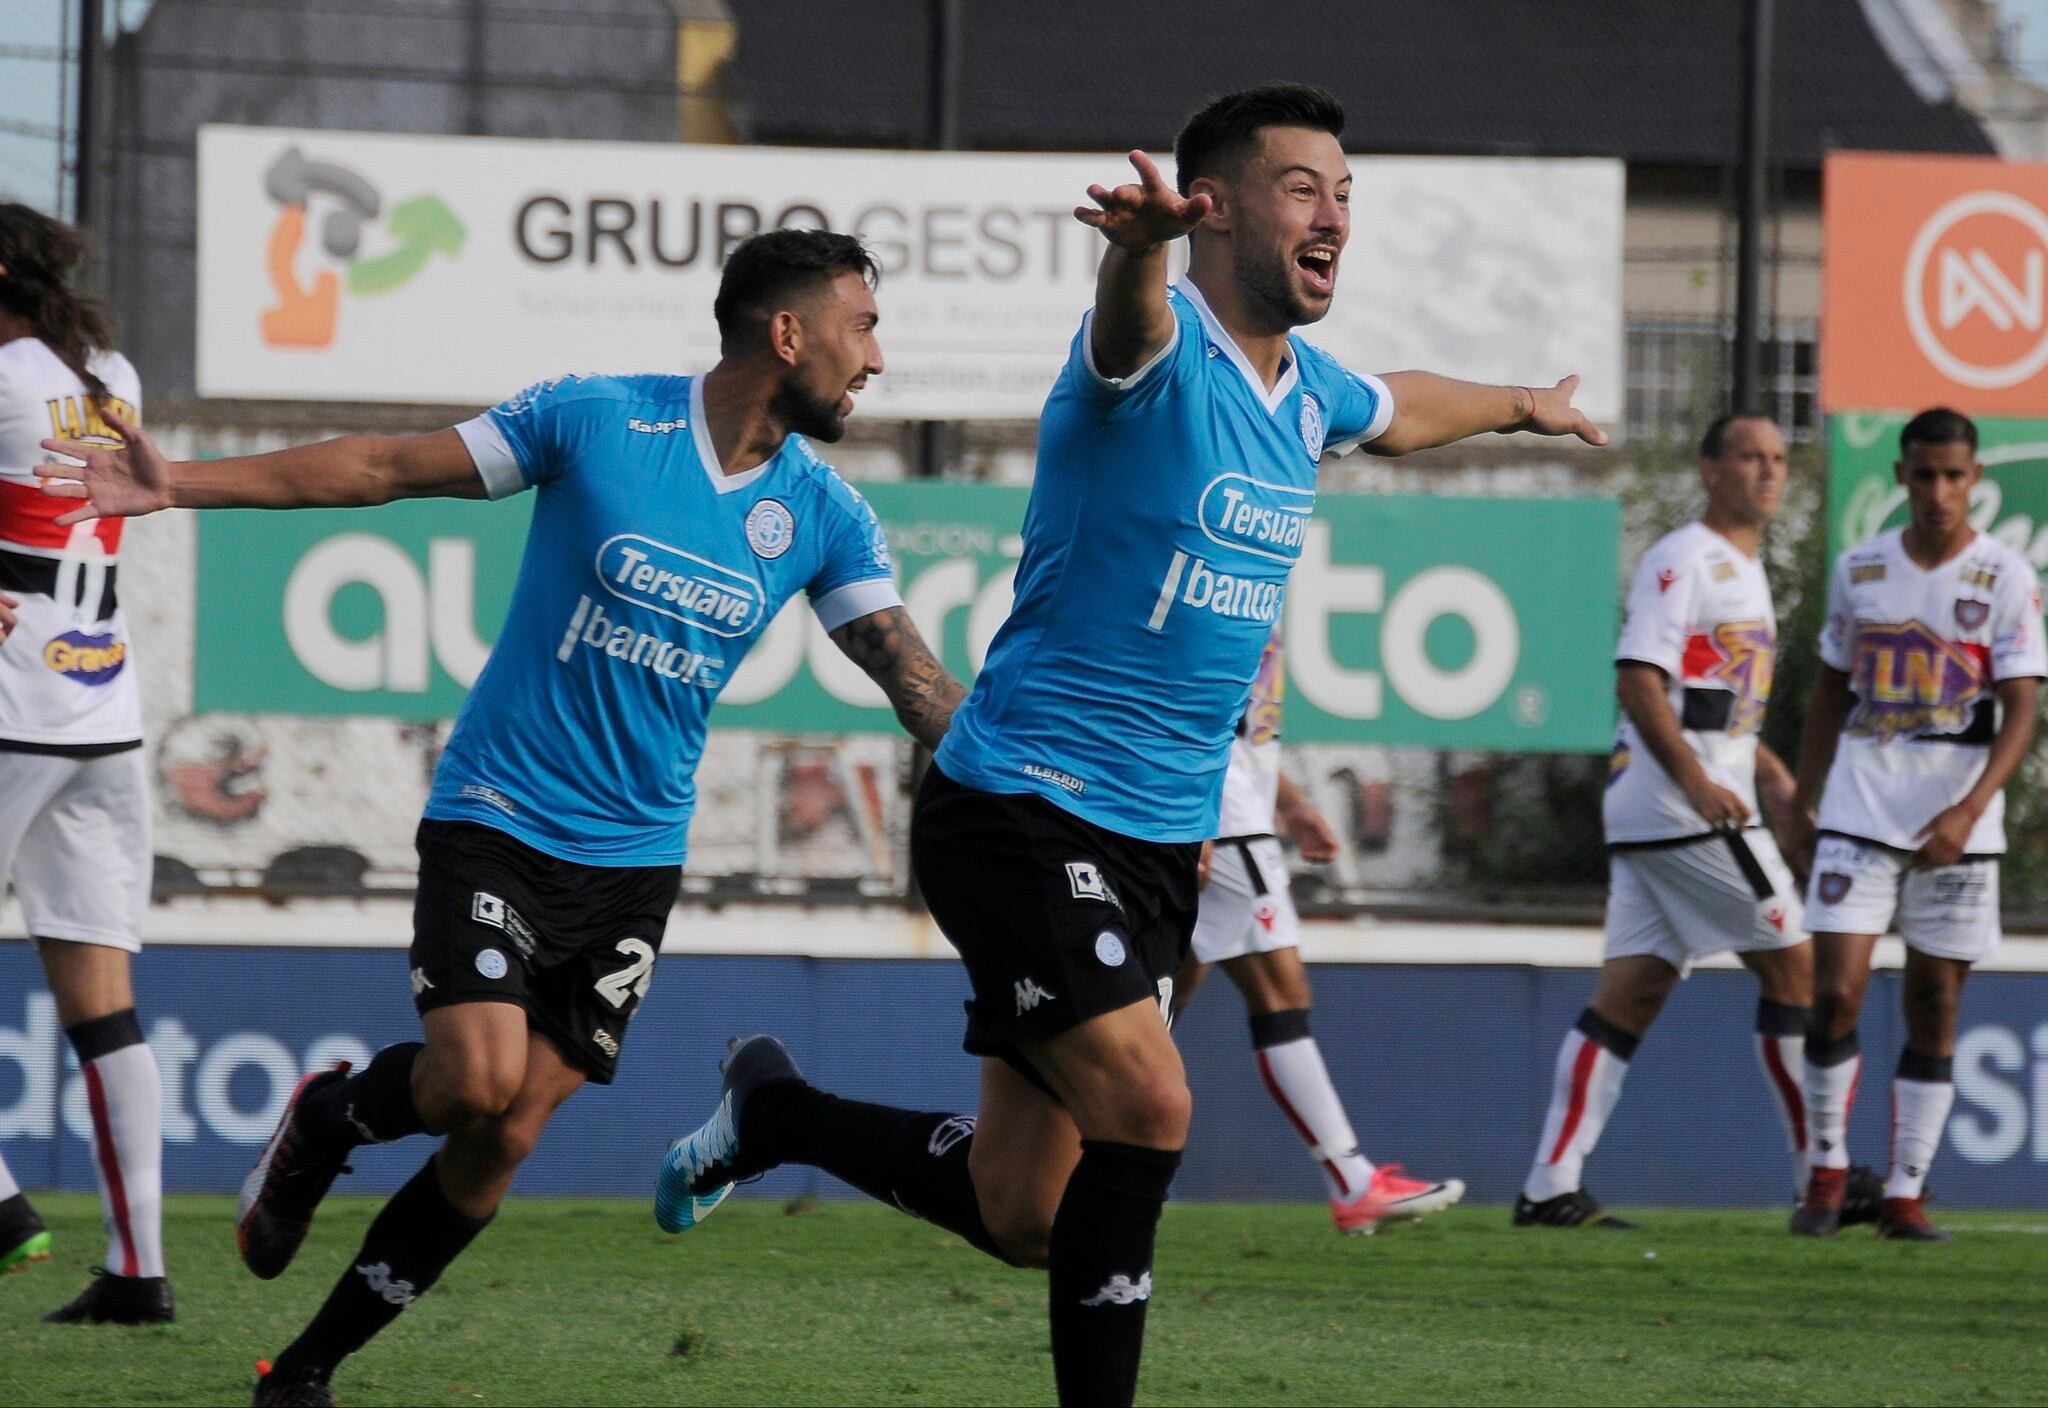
1176, 624, 1464, 1233
1516, 414, 1813, 1229
1785, 408, 2044, 1242
0, 204, 171, 1322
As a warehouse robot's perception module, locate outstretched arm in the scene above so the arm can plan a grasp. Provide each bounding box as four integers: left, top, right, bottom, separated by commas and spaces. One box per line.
828, 606, 966, 752
40, 409, 487, 523
1363, 373, 1607, 456
1073, 151, 1213, 382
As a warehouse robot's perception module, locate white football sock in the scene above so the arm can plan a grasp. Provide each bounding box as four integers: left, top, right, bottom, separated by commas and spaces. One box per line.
1754, 1029, 1811, 1197
1804, 1036, 1861, 1173
1252, 1031, 1375, 1200
78, 1034, 166, 1278
1885, 1075, 1955, 1200
0, 1150, 20, 1203
1524, 1016, 1634, 1202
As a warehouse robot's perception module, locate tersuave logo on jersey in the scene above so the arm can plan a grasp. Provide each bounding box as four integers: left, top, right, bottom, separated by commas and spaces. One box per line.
42, 630, 127, 686
1147, 473, 1307, 631
594, 534, 764, 638
1845, 619, 1989, 739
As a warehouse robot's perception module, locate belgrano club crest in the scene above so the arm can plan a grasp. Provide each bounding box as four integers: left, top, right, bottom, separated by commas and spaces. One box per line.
1299, 392, 1327, 460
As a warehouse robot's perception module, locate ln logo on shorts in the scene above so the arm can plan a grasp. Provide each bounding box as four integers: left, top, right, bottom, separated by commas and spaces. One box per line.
1817, 873, 1852, 906
745, 499, 795, 559
1067, 861, 1116, 905
1095, 931, 1127, 967
475, 948, 509, 980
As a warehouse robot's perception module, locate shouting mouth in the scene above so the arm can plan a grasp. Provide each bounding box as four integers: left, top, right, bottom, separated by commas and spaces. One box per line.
1296, 246, 1337, 295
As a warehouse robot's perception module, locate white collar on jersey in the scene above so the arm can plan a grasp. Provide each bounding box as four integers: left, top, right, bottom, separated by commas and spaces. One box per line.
1174, 276, 1299, 415
689, 373, 774, 496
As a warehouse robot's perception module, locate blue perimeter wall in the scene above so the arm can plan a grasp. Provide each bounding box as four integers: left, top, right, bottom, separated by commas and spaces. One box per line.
3, 944, 2045, 1206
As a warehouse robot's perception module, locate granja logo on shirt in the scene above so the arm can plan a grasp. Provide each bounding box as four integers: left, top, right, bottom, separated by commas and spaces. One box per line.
1846, 619, 1989, 740
594, 534, 764, 638
43, 630, 127, 685
1196, 473, 1315, 564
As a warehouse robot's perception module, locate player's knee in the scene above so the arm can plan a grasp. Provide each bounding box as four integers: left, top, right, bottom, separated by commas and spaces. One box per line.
433, 1068, 523, 1129
1108, 1074, 1191, 1148
478, 1110, 548, 1169
1812, 972, 1864, 1023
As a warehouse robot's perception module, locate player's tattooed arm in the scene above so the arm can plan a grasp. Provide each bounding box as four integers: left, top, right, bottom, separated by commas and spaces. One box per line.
829, 606, 966, 751
1365, 373, 1607, 455
39, 416, 486, 524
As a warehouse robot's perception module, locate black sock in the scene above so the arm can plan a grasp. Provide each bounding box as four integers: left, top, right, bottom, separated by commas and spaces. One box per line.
743, 1083, 1001, 1259
1806, 1028, 1860, 1068
271, 1157, 489, 1381
301, 1042, 427, 1153
1575, 1007, 1641, 1061
1046, 1140, 1181, 1408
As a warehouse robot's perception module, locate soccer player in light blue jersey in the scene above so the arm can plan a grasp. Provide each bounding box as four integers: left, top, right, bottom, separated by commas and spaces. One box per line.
39, 230, 963, 1408
660, 86, 1605, 1406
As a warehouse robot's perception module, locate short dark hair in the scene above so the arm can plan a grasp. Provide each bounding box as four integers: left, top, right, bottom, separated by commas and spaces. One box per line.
1698, 411, 1775, 459
1172, 84, 1346, 196
714, 229, 878, 347
1900, 406, 1978, 455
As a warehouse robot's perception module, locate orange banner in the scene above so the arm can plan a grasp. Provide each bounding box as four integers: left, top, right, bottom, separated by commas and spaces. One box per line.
1823, 151, 2048, 415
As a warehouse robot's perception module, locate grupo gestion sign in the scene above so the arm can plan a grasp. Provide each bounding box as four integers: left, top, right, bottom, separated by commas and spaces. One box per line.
195, 125, 1623, 422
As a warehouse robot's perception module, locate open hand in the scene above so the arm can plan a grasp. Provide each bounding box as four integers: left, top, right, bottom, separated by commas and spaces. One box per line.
1075, 151, 1213, 251
37, 407, 175, 525
1520, 375, 1608, 446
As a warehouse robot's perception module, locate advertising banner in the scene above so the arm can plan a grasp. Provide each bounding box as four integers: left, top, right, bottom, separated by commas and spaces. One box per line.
1828, 411, 2048, 568
196, 125, 1623, 421
194, 484, 1621, 751
1822, 151, 2048, 416
4, 945, 2043, 1206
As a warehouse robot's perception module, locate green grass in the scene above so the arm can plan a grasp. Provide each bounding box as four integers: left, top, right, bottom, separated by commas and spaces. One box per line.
4, 1194, 2046, 1405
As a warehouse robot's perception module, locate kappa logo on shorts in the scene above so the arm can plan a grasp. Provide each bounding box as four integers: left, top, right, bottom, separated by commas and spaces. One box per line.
1067, 861, 1118, 906
591, 1027, 619, 1058
1817, 873, 1852, 906
475, 948, 508, 980
410, 967, 434, 997
1014, 978, 1056, 1014
928, 1115, 976, 1157
1156, 977, 1175, 1030
1094, 931, 1127, 967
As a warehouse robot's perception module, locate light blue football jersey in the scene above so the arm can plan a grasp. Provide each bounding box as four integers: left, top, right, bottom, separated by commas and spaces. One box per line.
935, 280, 1392, 842
428, 373, 899, 866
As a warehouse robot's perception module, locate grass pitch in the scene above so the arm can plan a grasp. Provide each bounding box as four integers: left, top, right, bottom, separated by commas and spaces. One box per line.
4, 1193, 2045, 1405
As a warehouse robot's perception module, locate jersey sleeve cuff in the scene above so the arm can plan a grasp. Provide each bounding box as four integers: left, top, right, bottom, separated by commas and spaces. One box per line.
810, 576, 903, 633
454, 415, 530, 500
1323, 373, 1397, 457
1079, 311, 1180, 393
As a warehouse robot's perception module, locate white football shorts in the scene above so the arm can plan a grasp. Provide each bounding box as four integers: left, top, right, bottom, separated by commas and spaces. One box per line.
0, 747, 151, 952
1190, 835, 1300, 964
1605, 828, 1804, 977
1804, 833, 1999, 963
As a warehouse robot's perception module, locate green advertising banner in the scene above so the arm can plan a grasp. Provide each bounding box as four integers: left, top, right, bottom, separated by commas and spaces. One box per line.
195, 483, 1620, 750
1830, 412, 2048, 567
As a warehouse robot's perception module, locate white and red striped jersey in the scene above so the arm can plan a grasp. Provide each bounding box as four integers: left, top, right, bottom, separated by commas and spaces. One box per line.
1816, 528, 2047, 854
1215, 625, 1285, 838
1604, 522, 1777, 844
0, 337, 143, 748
